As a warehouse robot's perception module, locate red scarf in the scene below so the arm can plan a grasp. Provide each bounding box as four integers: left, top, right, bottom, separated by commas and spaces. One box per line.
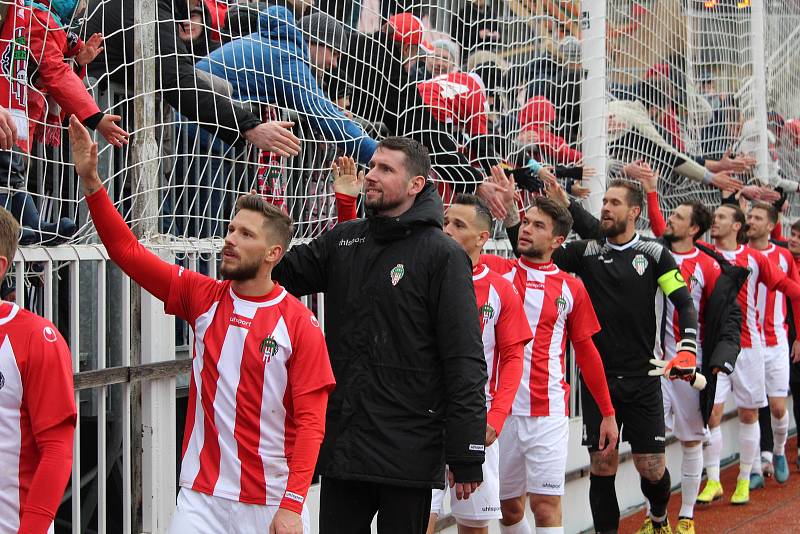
0, 0, 31, 151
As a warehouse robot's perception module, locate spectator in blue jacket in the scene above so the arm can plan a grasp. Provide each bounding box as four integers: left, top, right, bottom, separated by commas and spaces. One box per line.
195, 6, 377, 165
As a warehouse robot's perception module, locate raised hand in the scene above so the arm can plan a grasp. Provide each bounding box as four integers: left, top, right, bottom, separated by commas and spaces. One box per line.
68, 115, 102, 195
710, 172, 743, 193
0, 106, 18, 150
623, 160, 657, 192
75, 33, 104, 67
331, 156, 364, 198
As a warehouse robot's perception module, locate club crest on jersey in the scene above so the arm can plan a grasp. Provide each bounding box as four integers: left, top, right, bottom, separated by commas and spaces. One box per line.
479, 303, 495, 324
260, 336, 279, 363
390, 264, 405, 286
632, 254, 648, 276
555, 295, 568, 315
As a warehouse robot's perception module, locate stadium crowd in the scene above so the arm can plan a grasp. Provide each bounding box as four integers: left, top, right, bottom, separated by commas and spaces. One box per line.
1, 0, 800, 534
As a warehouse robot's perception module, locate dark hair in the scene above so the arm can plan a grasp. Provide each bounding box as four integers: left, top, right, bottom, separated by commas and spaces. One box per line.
679, 201, 712, 241
452, 193, 493, 231
751, 202, 779, 224
719, 204, 747, 244
234, 194, 294, 252
0, 207, 18, 281
377, 136, 431, 180
607, 179, 644, 212
792, 219, 800, 234
530, 196, 573, 238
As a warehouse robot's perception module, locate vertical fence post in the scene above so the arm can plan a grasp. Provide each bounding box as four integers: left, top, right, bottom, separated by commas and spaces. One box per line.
131, 0, 160, 530
580, 2, 607, 216
749, 0, 771, 183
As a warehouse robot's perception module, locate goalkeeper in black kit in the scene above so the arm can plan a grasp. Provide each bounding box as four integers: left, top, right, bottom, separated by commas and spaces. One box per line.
502, 178, 698, 534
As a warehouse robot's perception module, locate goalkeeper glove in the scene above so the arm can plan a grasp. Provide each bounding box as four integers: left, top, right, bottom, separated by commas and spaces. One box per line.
649, 339, 698, 381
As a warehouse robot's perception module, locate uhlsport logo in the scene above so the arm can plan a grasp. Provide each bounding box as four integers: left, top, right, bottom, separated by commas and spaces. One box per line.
260, 336, 279, 363
479, 303, 495, 324
632, 253, 649, 276
555, 295, 568, 315
390, 264, 405, 286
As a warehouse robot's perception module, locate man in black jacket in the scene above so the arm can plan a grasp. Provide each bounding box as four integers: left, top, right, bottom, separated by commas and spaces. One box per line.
84, 0, 301, 156
272, 137, 487, 534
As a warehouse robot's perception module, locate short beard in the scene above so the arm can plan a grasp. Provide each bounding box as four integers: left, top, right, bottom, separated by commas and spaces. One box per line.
518, 243, 548, 260
220, 257, 262, 281
365, 192, 404, 215
662, 231, 679, 243
600, 219, 627, 239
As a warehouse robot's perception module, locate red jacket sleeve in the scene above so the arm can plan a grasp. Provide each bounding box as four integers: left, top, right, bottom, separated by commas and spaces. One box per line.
19, 322, 75, 534
572, 337, 615, 417
647, 190, 666, 237
28, 12, 100, 123
281, 310, 335, 513
85, 188, 173, 301
334, 192, 357, 223
538, 130, 583, 164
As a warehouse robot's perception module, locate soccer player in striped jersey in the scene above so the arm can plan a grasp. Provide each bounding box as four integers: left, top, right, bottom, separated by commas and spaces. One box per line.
424, 194, 530, 534
70, 117, 335, 534
746, 203, 800, 485
0, 206, 76, 534
697, 203, 800, 506
481, 194, 618, 534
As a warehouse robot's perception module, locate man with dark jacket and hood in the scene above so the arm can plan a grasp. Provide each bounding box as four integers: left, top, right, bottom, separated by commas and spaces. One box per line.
84, 0, 301, 157
272, 136, 487, 534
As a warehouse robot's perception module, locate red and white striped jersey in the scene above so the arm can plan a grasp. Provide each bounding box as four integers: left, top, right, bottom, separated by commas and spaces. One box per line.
166, 267, 334, 506
417, 71, 489, 137
754, 244, 799, 347
714, 244, 785, 349
472, 264, 531, 405
661, 247, 721, 362
0, 302, 75, 533
481, 255, 601, 417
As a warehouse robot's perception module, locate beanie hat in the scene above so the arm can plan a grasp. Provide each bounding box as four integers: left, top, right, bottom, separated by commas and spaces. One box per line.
299, 12, 348, 51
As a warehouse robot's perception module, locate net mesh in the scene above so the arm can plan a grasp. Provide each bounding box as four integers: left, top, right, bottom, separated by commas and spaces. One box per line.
0, 0, 797, 247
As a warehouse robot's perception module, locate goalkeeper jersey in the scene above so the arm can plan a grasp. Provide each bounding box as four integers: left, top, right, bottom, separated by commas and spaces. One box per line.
552, 233, 692, 377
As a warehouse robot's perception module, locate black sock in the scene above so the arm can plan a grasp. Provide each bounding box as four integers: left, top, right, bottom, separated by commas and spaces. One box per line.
589, 473, 619, 532
641, 468, 672, 522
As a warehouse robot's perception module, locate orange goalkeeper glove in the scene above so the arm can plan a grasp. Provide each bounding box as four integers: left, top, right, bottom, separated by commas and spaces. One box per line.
649, 339, 697, 381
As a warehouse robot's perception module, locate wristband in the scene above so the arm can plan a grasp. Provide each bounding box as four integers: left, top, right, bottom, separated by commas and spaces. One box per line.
527, 158, 543, 176
702, 169, 714, 185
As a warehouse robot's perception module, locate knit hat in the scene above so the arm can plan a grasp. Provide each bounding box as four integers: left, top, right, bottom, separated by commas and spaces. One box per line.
558, 36, 581, 64
299, 12, 348, 51
519, 96, 556, 129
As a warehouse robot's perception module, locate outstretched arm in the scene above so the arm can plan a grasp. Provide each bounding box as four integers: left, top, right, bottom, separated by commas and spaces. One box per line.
69, 116, 172, 301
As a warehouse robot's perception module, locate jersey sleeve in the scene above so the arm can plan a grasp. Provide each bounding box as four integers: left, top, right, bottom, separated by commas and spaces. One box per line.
756, 250, 786, 291
552, 240, 587, 275
23, 322, 76, 436
647, 191, 667, 237
287, 310, 336, 396
566, 280, 602, 343
496, 281, 532, 347
479, 254, 517, 276
164, 266, 224, 324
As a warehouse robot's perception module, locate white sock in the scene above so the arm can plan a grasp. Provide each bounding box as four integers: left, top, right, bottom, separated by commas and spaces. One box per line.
704, 426, 722, 482
772, 412, 789, 456
762, 450, 774, 463
500, 519, 533, 534
751, 441, 763, 476
536, 528, 564, 534
738, 421, 759, 481
680, 443, 702, 518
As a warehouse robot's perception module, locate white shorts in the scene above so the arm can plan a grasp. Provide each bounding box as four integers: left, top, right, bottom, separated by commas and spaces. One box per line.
430, 440, 501, 521
764, 343, 790, 397
714, 346, 767, 409
662, 376, 706, 442
498, 415, 568, 498
168, 488, 311, 534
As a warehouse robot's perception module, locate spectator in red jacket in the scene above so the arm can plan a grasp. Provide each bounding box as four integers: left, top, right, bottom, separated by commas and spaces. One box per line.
518, 96, 583, 165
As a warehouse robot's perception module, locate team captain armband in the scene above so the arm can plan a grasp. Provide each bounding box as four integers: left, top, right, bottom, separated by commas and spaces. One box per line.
657, 269, 687, 296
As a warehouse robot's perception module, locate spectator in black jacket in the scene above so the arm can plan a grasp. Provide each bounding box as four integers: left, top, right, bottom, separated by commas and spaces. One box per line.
84, 0, 300, 156
272, 137, 487, 534
450, 0, 501, 57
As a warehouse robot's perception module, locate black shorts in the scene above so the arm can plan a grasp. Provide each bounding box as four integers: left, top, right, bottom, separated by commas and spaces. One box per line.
581, 375, 665, 454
